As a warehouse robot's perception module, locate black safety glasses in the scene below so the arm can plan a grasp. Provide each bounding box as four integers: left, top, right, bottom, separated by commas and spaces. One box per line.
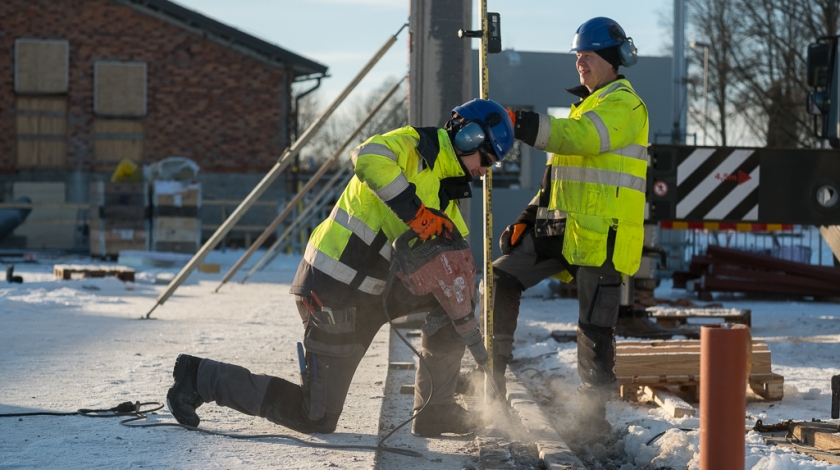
478, 145, 502, 168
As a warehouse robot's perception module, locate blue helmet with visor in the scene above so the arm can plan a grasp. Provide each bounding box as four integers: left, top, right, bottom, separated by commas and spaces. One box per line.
450, 99, 514, 167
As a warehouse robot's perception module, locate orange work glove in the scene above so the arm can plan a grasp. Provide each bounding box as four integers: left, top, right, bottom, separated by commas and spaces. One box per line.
506, 109, 517, 126
407, 204, 454, 241
499, 223, 529, 254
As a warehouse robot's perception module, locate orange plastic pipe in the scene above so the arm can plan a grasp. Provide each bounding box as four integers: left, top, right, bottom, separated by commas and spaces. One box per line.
700, 325, 748, 470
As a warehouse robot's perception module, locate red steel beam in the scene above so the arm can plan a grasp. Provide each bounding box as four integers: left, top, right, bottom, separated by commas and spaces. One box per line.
706, 245, 840, 284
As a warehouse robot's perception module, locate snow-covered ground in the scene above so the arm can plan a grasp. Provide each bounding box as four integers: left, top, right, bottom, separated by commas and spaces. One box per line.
512, 280, 840, 469
1, 249, 840, 469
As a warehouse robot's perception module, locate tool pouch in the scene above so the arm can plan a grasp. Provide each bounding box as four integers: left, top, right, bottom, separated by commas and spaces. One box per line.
302, 308, 357, 421
586, 277, 622, 327
303, 307, 357, 358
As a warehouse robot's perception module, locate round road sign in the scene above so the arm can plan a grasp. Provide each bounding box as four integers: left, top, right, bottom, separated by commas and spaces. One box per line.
653, 181, 669, 197
816, 185, 838, 208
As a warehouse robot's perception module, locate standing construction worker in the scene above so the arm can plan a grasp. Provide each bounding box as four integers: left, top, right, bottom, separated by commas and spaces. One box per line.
166, 99, 514, 437
491, 17, 648, 439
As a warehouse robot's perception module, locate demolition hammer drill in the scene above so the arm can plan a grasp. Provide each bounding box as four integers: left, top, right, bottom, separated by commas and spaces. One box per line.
390, 229, 506, 402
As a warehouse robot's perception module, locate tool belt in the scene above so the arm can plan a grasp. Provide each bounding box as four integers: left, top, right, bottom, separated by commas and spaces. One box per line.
303, 307, 357, 358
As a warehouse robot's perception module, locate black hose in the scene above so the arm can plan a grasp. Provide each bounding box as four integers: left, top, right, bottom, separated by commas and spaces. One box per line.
0, 400, 421, 458
120, 419, 422, 457
0, 401, 163, 418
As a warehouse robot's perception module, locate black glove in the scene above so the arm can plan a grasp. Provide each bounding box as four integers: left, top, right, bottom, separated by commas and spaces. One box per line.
499, 223, 529, 255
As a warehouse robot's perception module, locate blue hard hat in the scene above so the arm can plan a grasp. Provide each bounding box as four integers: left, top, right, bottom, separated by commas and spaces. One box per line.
450, 99, 514, 161
570, 17, 638, 67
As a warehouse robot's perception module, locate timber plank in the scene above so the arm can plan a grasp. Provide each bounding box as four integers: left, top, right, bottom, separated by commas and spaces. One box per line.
641, 386, 696, 418
814, 432, 840, 452
615, 349, 771, 376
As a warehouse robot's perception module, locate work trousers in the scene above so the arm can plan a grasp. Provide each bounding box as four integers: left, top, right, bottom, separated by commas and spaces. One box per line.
194, 280, 465, 434
492, 227, 622, 390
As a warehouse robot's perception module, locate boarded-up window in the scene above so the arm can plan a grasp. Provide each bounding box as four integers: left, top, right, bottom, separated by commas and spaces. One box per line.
15, 39, 69, 94
94, 62, 147, 117
94, 119, 144, 171
16, 97, 67, 169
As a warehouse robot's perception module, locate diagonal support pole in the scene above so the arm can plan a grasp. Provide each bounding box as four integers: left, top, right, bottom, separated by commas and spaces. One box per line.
143, 23, 408, 318
213, 77, 405, 292
240, 167, 354, 283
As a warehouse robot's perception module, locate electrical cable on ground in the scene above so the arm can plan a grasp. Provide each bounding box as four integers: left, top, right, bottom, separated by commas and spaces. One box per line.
645, 427, 696, 446
0, 401, 163, 418
0, 400, 422, 458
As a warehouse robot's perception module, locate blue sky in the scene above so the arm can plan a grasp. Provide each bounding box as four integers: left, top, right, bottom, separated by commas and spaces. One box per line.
173, 0, 674, 105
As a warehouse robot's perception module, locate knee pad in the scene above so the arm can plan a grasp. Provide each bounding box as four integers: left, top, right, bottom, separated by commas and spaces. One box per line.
260, 377, 339, 434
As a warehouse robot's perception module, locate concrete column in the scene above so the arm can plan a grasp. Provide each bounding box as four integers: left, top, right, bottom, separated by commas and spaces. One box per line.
409, 0, 473, 234
409, 0, 472, 128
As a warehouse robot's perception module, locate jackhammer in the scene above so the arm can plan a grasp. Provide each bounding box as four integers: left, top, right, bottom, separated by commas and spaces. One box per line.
390, 229, 507, 405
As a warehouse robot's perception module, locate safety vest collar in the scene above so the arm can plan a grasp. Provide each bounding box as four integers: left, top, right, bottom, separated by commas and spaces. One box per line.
565, 74, 628, 100
432, 128, 469, 180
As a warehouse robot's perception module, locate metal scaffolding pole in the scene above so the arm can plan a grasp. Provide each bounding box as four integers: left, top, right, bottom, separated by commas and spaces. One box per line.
213, 77, 404, 292
241, 166, 354, 283
144, 23, 407, 318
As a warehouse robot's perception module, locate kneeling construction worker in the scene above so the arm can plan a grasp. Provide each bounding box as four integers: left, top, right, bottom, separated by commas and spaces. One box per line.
166, 99, 514, 437
491, 17, 649, 439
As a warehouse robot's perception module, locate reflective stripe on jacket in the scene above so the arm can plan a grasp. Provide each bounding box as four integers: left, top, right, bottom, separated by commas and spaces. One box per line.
290, 126, 472, 304
531, 79, 649, 275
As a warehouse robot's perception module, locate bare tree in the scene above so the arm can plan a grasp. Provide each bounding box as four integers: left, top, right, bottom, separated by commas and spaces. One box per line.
292, 77, 407, 172
686, 0, 839, 148
686, 0, 749, 146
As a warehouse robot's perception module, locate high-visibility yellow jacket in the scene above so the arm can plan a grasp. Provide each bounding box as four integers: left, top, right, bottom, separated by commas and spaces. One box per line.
519, 78, 649, 276
290, 126, 473, 305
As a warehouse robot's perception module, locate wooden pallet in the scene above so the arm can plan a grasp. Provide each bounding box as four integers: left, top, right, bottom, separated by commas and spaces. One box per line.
762, 421, 840, 465
54, 264, 135, 282
616, 338, 783, 417
646, 307, 751, 328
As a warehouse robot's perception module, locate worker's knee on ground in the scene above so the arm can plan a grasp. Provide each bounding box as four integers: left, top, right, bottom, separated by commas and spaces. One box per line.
577, 322, 616, 387
260, 377, 340, 434
422, 320, 465, 353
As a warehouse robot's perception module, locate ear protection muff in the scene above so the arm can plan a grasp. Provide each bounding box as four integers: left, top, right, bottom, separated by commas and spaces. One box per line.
608, 24, 638, 67
453, 122, 487, 153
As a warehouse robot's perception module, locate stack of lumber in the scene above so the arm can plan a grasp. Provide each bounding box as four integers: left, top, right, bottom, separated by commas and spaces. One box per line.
761, 421, 840, 465
54, 264, 135, 282
616, 338, 783, 417
680, 245, 840, 298
89, 182, 149, 258
151, 181, 201, 254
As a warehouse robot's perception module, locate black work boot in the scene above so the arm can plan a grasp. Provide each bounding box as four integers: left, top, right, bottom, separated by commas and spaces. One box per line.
166, 354, 204, 427
571, 384, 614, 445
411, 403, 479, 437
